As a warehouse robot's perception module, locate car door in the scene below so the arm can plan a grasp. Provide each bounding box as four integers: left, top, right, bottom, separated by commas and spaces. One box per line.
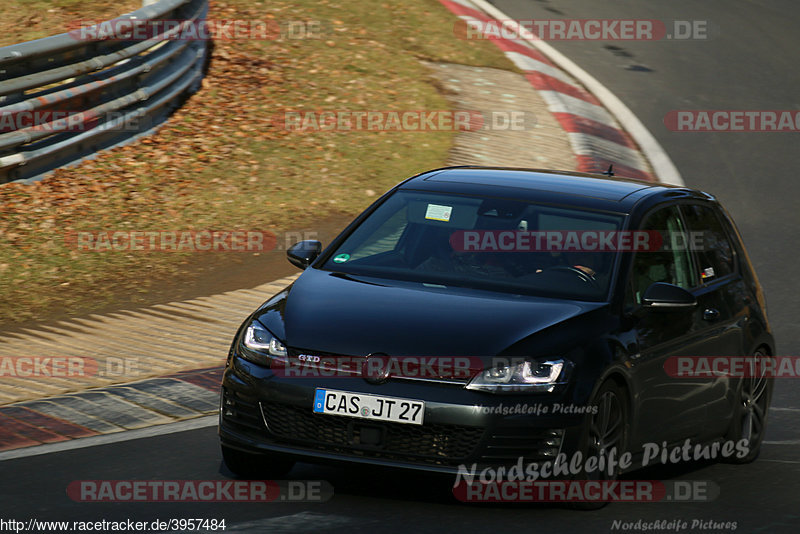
679, 202, 746, 435
624, 204, 714, 448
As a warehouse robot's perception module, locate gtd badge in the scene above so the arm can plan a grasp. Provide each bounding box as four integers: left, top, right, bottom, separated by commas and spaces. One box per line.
298, 354, 321, 363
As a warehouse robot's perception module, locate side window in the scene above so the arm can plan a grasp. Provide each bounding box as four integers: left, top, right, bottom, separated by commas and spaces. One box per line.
630, 206, 696, 304
681, 204, 735, 282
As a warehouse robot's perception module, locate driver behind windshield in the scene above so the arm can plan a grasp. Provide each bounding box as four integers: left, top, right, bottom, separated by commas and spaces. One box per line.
415, 229, 603, 281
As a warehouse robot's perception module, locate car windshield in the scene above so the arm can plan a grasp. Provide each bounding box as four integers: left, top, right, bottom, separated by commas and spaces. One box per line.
320, 190, 626, 301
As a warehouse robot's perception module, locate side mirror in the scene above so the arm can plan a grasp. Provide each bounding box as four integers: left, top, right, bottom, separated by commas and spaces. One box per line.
287, 240, 322, 269
641, 282, 697, 310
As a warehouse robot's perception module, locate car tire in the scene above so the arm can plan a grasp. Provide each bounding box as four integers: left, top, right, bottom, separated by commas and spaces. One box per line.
568, 379, 629, 510
221, 445, 295, 478
723, 349, 773, 464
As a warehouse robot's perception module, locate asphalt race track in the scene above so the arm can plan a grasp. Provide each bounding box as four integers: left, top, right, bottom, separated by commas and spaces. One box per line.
2, 1, 799, 532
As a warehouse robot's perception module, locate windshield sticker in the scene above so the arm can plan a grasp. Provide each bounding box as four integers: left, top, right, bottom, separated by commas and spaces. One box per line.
333, 253, 351, 264
701, 267, 715, 279
425, 203, 453, 222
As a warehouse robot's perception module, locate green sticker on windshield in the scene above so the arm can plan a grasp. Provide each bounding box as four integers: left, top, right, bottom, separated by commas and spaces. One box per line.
333, 253, 351, 263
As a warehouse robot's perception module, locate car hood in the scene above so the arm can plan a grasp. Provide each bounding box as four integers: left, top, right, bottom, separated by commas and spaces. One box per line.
257, 269, 606, 357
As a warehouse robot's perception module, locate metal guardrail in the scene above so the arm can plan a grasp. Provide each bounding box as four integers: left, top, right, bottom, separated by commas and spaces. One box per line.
0, 0, 209, 184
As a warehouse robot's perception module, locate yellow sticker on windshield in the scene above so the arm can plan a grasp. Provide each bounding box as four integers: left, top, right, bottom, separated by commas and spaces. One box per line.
425, 204, 452, 222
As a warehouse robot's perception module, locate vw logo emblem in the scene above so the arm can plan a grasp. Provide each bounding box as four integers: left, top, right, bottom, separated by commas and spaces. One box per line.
363, 353, 392, 384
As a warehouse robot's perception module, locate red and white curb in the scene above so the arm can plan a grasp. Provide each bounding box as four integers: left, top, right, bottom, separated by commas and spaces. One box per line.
440, 0, 681, 184
0, 367, 221, 454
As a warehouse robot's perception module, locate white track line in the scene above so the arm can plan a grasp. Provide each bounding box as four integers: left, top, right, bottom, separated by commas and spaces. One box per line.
0, 415, 217, 462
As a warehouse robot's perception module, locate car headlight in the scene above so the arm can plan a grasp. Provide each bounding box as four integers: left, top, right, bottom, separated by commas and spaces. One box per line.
466, 358, 572, 393
240, 319, 288, 366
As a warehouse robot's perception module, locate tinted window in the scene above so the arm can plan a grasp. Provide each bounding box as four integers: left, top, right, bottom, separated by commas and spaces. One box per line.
630, 206, 696, 304
681, 204, 735, 281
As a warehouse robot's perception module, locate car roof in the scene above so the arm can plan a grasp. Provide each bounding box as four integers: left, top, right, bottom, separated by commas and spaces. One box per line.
398, 167, 712, 214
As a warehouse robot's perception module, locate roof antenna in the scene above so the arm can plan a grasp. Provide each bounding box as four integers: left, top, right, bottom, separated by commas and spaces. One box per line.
601, 164, 614, 177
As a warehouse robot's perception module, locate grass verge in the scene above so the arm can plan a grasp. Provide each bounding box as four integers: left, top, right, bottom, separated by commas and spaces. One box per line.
0, 0, 515, 325
0, 1, 143, 47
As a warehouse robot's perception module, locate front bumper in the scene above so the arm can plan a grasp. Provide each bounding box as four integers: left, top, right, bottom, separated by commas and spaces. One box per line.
219, 355, 588, 475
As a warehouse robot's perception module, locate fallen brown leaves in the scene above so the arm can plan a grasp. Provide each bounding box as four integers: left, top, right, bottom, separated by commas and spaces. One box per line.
0, 0, 513, 324
0, 1, 143, 47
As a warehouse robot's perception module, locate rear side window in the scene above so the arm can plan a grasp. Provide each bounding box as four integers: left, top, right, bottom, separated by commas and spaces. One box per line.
681, 204, 735, 282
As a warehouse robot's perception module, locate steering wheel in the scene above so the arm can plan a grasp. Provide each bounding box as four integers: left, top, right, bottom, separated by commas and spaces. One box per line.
542, 265, 599, 288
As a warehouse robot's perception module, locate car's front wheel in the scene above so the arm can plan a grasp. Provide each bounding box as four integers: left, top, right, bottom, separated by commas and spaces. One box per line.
221, 445, 295, 478
569, 379, 629, 510
724, 349, 772, 464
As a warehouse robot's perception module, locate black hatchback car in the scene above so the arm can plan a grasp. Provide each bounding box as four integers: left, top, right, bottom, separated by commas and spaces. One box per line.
219, 167, 774, 482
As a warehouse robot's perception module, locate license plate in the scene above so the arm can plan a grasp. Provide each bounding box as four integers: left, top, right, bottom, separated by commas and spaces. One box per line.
313, 388, 425, 425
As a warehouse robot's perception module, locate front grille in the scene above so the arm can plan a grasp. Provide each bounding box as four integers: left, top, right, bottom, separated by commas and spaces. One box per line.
260, 400, 485, 466
221, 387, 264, 432
285, 349, 472, 386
